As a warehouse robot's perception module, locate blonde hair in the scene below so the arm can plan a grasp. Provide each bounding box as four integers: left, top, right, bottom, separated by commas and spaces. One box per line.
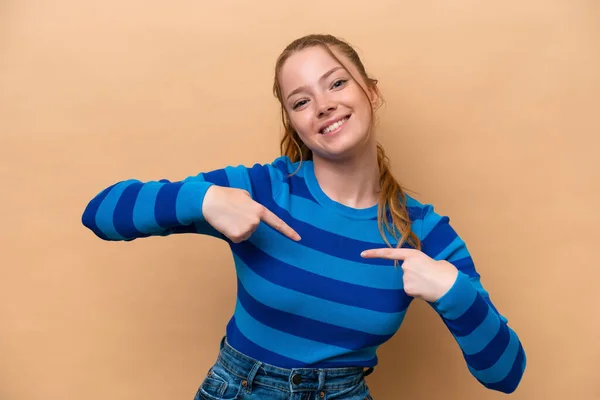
272, 34, 421, 251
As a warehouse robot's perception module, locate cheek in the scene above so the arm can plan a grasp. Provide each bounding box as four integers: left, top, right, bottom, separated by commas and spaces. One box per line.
355, 93, 373, 115
355, 101, 374, 127
339, 87, 372, 120
289, 112, 315, 139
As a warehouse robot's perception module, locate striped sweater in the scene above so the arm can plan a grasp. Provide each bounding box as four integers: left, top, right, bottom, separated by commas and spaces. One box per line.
81, 156, 526, 393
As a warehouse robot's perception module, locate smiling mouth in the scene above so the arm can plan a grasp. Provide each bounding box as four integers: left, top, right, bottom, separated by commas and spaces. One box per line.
320, 115, 351, 134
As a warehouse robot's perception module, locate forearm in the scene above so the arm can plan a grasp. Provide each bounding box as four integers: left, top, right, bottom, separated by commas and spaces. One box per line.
430, 272, 526, 393
82, 178, 214, 240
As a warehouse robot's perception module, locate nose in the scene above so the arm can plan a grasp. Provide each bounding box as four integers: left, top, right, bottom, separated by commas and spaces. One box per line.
315, 95, 337, 118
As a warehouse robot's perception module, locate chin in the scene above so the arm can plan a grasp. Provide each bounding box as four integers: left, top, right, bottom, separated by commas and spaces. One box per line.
312, 143, 366, 162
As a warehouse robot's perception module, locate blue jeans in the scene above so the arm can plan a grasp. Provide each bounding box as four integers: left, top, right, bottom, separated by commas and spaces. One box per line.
194, 337, 375, 400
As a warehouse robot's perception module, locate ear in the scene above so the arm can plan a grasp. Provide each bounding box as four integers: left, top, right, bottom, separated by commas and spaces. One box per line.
367, 79, 381, 106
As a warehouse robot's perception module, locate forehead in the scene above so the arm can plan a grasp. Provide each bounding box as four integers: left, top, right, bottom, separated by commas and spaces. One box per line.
279, 46, 349, 95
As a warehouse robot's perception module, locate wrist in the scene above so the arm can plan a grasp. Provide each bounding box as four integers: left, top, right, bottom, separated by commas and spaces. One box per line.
432, 261, 459, 302
430, 271, 479, 319
179, 181, 214, 224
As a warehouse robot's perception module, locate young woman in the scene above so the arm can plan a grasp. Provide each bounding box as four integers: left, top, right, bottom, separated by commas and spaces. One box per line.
82, 34, 526, 399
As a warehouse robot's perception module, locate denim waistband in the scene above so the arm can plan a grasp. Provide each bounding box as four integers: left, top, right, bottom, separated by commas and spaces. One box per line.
216, 337, 373, 393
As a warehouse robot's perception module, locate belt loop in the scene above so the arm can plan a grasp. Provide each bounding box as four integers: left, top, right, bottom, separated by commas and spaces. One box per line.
219, 336, 226, 349
317, 370, 326, 392
243, 360, 262, 392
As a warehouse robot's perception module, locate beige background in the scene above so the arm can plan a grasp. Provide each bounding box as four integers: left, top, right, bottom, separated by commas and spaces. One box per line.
1, 0, 598, 399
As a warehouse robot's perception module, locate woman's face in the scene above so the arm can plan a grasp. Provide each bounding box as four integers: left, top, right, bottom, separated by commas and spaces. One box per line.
279, 46, 378, 162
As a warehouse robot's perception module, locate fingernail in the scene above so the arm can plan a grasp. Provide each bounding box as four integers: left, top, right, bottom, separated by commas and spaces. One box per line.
360, 251, 366, 257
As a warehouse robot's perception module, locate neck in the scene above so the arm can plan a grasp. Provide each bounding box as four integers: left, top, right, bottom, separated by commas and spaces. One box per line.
312, 145, 380, 209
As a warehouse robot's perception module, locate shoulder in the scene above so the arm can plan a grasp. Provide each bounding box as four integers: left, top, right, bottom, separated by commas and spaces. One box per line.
232, 155, 298, 179
269, 155, 301, 176
404, 194, 452, 239
234, 156, 300, 198
404, 194, 434, 224
241, 155, 298, 174
405, 194, 472, 261
260, 155, 303, 188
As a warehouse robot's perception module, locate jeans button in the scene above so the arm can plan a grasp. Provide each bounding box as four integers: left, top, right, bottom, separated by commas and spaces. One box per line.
291, 374, 302, 385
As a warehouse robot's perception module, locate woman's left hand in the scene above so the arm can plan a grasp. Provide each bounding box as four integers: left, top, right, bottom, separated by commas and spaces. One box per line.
361, 248, 459, 302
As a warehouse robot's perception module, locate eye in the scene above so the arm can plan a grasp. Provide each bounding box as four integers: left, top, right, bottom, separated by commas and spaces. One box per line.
331, 79, 348, 89
292, 99, 309, 110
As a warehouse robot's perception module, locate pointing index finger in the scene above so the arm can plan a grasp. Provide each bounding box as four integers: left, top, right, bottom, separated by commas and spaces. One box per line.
360, 248, 419, 260
260, 207, 301, 241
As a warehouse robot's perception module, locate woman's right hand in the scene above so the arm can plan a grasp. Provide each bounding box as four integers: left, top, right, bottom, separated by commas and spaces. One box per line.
202, 185, 301, 243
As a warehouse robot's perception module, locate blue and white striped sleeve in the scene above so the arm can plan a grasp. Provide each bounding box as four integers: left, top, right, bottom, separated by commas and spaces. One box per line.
81, 163, 278, 241
419, 204, 527, 393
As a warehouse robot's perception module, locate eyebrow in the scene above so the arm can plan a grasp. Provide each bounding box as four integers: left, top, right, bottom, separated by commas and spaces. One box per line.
286, 66, 345, 101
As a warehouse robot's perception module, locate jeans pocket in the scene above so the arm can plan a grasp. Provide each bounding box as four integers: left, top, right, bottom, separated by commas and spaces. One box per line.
196, 362, 244, 400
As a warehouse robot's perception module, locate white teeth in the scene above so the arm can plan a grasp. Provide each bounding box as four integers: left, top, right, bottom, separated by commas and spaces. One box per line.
322, 117, 349, 134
